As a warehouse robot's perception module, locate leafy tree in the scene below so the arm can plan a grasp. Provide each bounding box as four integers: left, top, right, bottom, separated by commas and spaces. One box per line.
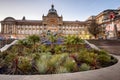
88, 20, 101, 39
27, 35, 40, 52
64, 36, 73, 52
17, 39, 32, 54
17, 40, 25, 54
49, 34, 57, 46
64, 36, 84, 52
27, 35, 40, 45
64, 36, 73, 45
72, 36, 84, 51
48, 34, 58, 54
71, 36, 85, 45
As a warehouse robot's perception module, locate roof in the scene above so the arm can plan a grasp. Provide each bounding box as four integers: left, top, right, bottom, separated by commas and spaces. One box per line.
16, 20, 42, 25
63, 21, 86, 26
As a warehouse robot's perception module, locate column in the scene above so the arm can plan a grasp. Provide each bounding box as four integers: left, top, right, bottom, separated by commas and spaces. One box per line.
4, 24, 6, 33
20, 25, 22, 34
29, 25, 31, 35
31, 25, 33, 35
11, 24, 14, 34
13, 24, 15, 34
7, 24, 9, 34
1, 24, 4, 34
18, 25, 20, 34
26, 25, 28, 35
27, 25, 29, 35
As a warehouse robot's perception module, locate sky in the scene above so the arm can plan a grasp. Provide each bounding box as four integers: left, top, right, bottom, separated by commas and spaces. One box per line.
1, 0, 120, 32
0, 0, 120, 21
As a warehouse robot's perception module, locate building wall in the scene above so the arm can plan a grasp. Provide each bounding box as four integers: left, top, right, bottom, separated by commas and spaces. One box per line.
0, 5, 91, 39
95, 9, 120, 39
0, 17, 90, 39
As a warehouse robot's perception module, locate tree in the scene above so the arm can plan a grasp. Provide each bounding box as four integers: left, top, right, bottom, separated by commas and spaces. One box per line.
49, 34, 58, 47
28, 35, 40, 45
27, 35, 40, 52
64, 35, 73, 45
17, 39, 30, 47
72, 36, 84, 44
48, 34, 58, 54
64, 36, 84, 52
17, 40, 26, 54
72, 36, 85, 51
88, 20, 100, 39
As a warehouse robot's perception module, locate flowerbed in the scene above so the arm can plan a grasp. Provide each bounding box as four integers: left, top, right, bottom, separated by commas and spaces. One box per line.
0, 35, 118, 75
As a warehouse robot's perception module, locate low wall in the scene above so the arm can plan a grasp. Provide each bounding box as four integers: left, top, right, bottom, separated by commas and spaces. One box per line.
0, 40, 18, 52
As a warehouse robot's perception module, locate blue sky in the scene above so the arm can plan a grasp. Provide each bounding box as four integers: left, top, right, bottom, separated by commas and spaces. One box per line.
0, 0, 120, 21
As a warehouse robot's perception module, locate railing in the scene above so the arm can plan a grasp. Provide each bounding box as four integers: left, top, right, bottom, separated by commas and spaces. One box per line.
0, 39, 15, 48
0, 40, 18, 52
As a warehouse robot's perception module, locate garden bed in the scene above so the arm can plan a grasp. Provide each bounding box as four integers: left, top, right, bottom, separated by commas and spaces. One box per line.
0, 35, 118, 75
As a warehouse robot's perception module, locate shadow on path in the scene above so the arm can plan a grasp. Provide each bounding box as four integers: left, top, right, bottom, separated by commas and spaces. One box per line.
88, 40, 120, 55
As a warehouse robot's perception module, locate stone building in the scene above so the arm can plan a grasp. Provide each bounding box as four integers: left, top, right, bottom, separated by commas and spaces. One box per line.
95, 8, 120, 39
0, 5, 90, 39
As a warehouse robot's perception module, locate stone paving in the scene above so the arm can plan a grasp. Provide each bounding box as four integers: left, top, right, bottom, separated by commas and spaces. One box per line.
0, 40, 120, 80
88, 39, 120, 55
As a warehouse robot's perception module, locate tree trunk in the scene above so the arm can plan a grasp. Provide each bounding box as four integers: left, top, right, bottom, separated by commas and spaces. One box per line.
94, 34, 97, 39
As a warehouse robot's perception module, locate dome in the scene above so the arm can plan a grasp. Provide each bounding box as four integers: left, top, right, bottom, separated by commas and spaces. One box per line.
4, 17, 15, 21
48, 4, 57, 14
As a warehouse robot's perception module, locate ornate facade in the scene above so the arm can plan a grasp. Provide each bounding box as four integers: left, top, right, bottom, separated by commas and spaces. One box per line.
0, 5, 90, 39
95, 9, 120, 39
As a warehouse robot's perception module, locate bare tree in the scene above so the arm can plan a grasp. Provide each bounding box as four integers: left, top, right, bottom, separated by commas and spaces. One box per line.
88, 20, 101, 39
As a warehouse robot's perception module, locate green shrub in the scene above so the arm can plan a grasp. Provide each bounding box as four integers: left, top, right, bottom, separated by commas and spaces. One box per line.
40, 52, 52, 60
97, 54, 111, 66
0, 51, 8, 59
79, 63, 90, 71
35, 52, 53, 74
55, 66, 69, 74
48, 53, 69, 68
48, 55, 59, 68
63, 57, 78, 72
36, 59, 48, 74
18, 56, 32, 73
39, 45, 50, 53
54, 45, 63, 54
77, 50, 97, 65
10, 46, 19, 53
110, 57, 118, 65
98, 50, 108, 55
4, 53, 17, 65
22, 47, 32, 55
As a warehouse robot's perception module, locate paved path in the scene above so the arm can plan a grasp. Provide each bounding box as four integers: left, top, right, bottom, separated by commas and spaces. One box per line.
88, 40, 120, 55
0, 40, 120, 80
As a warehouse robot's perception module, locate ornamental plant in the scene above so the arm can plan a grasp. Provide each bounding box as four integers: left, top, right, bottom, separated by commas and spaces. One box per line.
18, 56, 32, 74
79, 63, 90, 71
0, 34, 117, 75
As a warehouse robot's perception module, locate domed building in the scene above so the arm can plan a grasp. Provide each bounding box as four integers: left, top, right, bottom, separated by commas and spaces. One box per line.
0, 5, 90, 39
